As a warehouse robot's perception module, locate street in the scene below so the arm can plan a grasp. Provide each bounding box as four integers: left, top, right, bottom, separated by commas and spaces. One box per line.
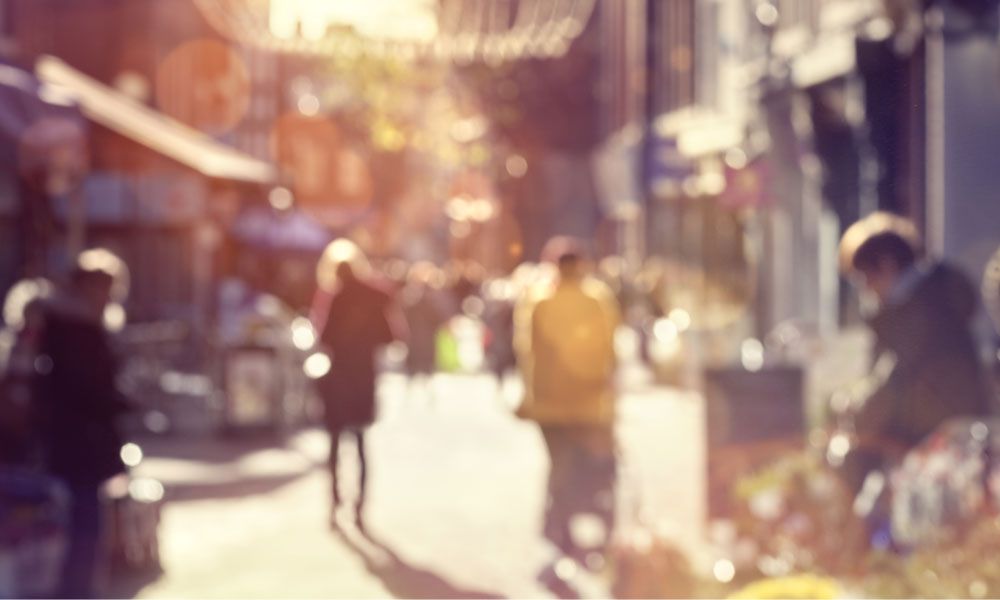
121, 372, 706, 599
2, 1, 998, 598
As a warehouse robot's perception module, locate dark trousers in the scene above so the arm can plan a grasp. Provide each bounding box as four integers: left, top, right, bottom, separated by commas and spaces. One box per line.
541, 425, 617, 557
58, 483, 106, 599
328, 427, 367, 512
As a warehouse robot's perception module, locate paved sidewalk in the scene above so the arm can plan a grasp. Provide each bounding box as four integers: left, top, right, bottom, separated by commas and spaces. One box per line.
130, 428, 328, 501
118, 369, 707, 599
115, 473, 394, 599
129, 359, 665, 502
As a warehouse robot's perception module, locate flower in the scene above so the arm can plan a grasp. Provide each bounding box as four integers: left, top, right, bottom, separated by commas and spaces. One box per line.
728, 574, 841, 599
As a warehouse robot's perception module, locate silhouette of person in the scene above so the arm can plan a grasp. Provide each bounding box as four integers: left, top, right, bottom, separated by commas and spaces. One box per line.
36, 265, 129, 598
314, 240, 405, 530
515, 237, 621, 571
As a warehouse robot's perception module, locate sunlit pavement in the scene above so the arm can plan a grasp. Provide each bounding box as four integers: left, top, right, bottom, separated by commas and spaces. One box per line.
122, 370, 705, 599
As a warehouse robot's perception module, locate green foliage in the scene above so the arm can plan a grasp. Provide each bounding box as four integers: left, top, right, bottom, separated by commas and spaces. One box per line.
860, 517, 1000, 599
323, 53, 489, 168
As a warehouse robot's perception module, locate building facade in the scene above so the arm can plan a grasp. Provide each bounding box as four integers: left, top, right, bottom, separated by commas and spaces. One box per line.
0, 0, 280, 323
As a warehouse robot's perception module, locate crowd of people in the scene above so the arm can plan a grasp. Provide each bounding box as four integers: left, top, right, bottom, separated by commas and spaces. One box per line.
310, 216, 999, 576
1, 213, 998, 596
311, 235, 624, 575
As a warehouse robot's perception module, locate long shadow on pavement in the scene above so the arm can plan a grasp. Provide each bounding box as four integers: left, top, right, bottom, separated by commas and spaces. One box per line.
335, 525, 504, 599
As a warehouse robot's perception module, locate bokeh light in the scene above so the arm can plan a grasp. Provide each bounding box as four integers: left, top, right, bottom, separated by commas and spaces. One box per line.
713, 559, 736, 583
740, 338, 765, 372
120, 442, 144, 468
193, 0, 595, 62
668, 308, 692, 332
297, 93, 321, 116
269, 187, 294, 211
128, 478, 166, 503
291, 317, 317, 351
505, 154, 528, 178
103, 302, 127, 332
155, 39, 250, 134
304, 352, 332, 379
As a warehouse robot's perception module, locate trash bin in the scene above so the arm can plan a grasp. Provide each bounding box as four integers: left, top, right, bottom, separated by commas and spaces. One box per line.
103, 474, 163, 574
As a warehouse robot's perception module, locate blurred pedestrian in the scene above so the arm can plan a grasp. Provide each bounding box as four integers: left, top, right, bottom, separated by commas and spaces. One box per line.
314, 240, 406, 531
401, 262, 450, 402
448, 260, 485, 310
837, 212, 995, 498
483, 276, 517, 390
0, 279, 52, 466
514, 237, 621, 571
34, 265, 130, 598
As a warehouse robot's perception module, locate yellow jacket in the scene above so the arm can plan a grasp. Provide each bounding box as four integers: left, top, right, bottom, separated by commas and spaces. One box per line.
514, 276, 621, 426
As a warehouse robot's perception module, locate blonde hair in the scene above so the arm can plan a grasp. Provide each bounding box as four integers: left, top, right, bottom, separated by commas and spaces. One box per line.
838, 212, 921, 275
316, 238, 370, 292
76, 247, 130, 301
3, 278, 52, 330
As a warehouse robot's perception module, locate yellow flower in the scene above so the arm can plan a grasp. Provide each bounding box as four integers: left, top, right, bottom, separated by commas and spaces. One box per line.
728, 574, 841, 599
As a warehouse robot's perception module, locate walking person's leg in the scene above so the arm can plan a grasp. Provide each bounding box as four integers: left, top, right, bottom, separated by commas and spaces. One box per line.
354, 428, 368, 530
58, 483, 104, 599
541, 426, 575, 555
587, 426, 618, 557
327, 426, 343, 526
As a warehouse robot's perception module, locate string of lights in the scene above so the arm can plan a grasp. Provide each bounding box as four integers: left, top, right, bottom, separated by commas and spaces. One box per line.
192, 0, 596, 63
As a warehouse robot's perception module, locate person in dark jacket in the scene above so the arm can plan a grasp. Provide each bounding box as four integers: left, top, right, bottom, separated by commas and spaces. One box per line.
838, 212, 995, 496
35, 265, 129, 598
401, 262, 450, 385
314, 240, 405, 531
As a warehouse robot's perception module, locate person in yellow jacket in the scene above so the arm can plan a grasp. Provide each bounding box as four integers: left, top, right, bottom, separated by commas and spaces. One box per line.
514, 237, 621, 569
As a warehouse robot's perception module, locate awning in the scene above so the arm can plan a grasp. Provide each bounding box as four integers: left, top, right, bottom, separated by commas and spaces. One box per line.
35, 55, 275, 185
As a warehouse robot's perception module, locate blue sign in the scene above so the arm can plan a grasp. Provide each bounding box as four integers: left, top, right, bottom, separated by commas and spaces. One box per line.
644, 134, 693, 195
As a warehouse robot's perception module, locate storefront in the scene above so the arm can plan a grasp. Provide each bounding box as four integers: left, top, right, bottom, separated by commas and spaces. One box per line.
0, 60, 87, 301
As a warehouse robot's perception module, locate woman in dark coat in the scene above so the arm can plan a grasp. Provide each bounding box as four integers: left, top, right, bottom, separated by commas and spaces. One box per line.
314, 240, 404, 530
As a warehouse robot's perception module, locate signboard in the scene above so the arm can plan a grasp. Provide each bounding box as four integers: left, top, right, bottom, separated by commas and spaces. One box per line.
222, 346, 282, 430
134, 176, 205, 224
704, 365, 805, 518
645, 134, 694, 198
